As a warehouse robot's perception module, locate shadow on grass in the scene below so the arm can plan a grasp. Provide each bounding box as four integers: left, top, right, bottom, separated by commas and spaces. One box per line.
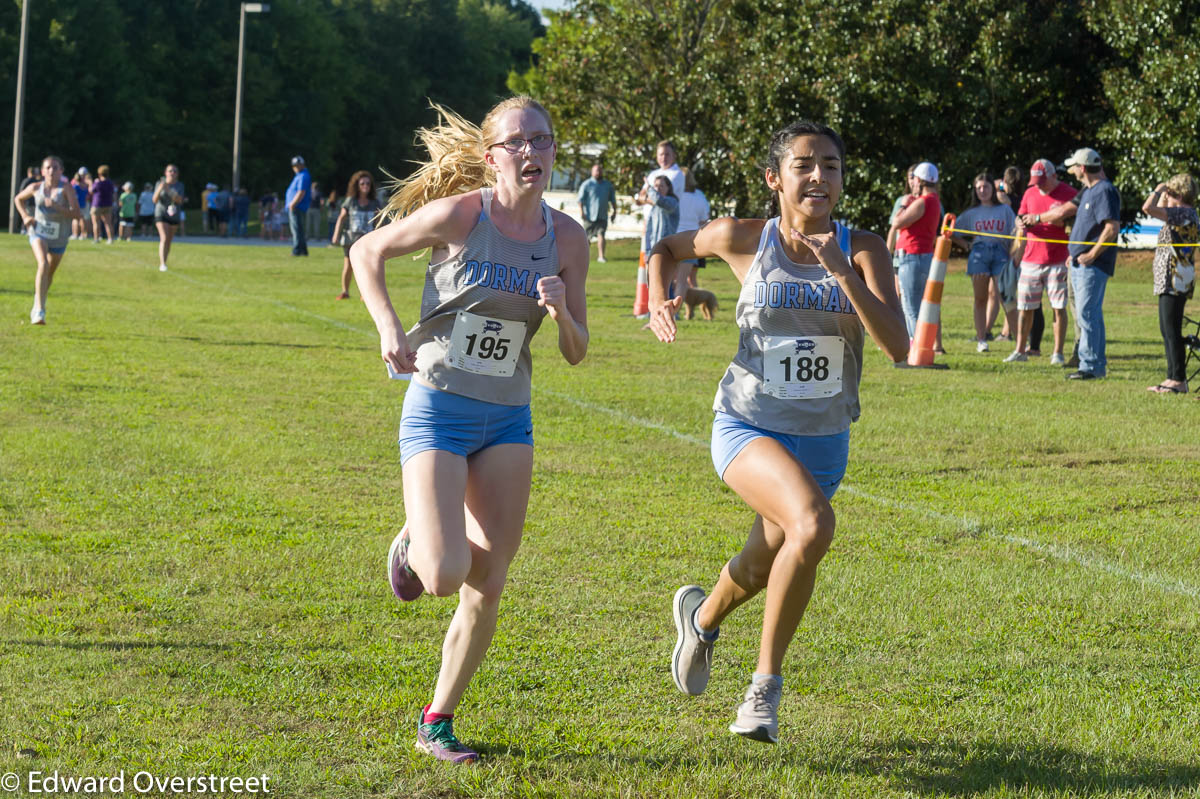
496, 737, 1200, 795
815, 737, 1200, 795
3, 638, 235, 652
48, 331, 360, 350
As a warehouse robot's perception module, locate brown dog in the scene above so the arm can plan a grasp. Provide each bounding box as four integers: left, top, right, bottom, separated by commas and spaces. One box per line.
683, 288, 719, 320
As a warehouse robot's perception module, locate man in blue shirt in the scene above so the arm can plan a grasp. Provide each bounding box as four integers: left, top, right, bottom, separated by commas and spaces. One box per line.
1061, 148, 1121, 380
577, 163, 617, 262
286, 155, 312, 256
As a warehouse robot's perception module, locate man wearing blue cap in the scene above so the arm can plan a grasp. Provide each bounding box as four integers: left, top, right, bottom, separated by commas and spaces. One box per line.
286, 155, 312, 256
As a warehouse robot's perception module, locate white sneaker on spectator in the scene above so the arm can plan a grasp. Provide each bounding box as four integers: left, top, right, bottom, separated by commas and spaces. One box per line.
1003, 350, 1027, 363
1050, 352, 1065, 366
976, 340, 989, 353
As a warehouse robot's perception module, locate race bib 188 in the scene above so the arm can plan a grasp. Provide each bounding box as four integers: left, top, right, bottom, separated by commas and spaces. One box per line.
446, 311, 525, 377
761, 335, 844, 399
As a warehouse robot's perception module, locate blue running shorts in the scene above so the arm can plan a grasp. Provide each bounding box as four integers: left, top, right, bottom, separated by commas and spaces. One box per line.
398, 380, 533, 465
710, 411, 849, 499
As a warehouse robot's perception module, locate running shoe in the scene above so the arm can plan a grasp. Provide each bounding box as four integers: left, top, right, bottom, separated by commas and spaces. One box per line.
597, 257, 607, 263
30, 308, 45, 325
976, 339, 989, 353
1050, 352, 1065, 366
1003, 350, 1027, 363
387, 526, 424, 601
729, 676, 782, 744
415, 712, 479, 764
159, 263, 168, 272
671, 585, 717, 695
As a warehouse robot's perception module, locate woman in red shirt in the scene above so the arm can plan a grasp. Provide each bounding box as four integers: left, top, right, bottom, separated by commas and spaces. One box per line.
888, 161, 942, 347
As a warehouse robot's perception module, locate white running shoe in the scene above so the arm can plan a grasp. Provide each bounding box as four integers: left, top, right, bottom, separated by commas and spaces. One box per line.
30, 307, 45, 325
976, 339, 989, 353
1050, 352, 1065, 366
1003, 350, 1027, 363
729, 676, 782, 744
597, 256, 607, 263
671, 585, 716, 695
159, 263, 168, 272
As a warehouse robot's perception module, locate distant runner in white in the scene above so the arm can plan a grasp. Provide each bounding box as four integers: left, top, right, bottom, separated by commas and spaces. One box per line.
13, 155, 82, 325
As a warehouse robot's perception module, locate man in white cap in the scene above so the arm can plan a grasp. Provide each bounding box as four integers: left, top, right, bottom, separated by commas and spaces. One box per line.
1009, 159, 1077, 365
1058, 147, 1120, 380
889, 161, 943, 346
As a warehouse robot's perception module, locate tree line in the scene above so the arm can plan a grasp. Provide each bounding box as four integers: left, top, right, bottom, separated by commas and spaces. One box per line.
0, 0, 542, 225
511, 0, 1200, 230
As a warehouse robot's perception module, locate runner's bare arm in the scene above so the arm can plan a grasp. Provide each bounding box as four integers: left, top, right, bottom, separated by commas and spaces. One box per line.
541, 212, 589, 364
647, 218, 763, 343
790, 228, 907, 362
350, 192, 482, 374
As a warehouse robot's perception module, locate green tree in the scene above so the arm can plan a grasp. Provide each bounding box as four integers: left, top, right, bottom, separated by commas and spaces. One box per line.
1086, 0, 1200, 206
509, 0, 740, 199
517, 0, 1112, 228
1, 0, 542, 226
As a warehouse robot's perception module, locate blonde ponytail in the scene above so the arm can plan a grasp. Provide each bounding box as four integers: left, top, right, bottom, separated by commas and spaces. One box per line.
383, 103, 491, 220
383, 96, 553, 220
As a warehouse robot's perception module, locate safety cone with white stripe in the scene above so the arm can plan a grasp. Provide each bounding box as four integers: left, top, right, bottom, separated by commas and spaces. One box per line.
633, 250, 650, 318
906, 213, 954, 368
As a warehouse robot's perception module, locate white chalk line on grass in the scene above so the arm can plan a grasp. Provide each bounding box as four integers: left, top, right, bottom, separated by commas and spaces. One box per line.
167, 270, 373, 336
836, 486, 1200, 600
541, 388, 1200, 601
142, 263, 1200, 601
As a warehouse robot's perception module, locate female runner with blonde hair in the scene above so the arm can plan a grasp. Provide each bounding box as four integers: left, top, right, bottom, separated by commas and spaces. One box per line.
350, 97, 589, 763
646, 121, 908, 744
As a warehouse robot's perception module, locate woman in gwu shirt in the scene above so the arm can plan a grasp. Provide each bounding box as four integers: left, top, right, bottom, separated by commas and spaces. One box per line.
645, 121, 907, 745
351, 97, 589, 764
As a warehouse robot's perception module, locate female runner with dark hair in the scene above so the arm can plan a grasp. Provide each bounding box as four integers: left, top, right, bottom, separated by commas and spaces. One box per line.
646, 121, 907, 744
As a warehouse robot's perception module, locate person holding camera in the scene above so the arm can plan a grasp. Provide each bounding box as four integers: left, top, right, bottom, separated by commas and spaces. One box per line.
1143, 174, 1199, 394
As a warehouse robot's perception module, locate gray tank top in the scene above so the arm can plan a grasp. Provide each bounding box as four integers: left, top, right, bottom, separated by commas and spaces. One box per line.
407, 188, 559, 406
31, 183, 73, 250
713, 218, 864, 435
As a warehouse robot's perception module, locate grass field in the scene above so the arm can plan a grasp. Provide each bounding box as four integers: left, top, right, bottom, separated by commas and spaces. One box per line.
2, 233, 1199, 799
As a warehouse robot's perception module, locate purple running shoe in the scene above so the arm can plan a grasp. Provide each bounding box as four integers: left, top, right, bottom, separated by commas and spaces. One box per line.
415, 712, 479, 764
387, 527, 424, 601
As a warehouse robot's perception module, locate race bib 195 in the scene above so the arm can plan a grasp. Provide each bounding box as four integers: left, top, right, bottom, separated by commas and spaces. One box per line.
446, 311, 525, 377
761, 335, 844, 399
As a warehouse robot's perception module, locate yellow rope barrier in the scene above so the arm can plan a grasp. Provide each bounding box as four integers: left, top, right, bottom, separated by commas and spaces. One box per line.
943, 225, 1200, 249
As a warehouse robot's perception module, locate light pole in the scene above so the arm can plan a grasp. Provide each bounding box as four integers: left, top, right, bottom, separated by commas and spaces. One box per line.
8, 0, 31, 234
232, 2, 269, 193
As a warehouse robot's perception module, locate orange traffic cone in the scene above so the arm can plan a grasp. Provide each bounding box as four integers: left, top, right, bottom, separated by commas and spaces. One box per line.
905, 213, 954, 369
633, 250, 650, 318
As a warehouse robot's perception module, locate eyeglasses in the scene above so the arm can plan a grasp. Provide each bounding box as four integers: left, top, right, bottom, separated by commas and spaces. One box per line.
491, 134, 554, 154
